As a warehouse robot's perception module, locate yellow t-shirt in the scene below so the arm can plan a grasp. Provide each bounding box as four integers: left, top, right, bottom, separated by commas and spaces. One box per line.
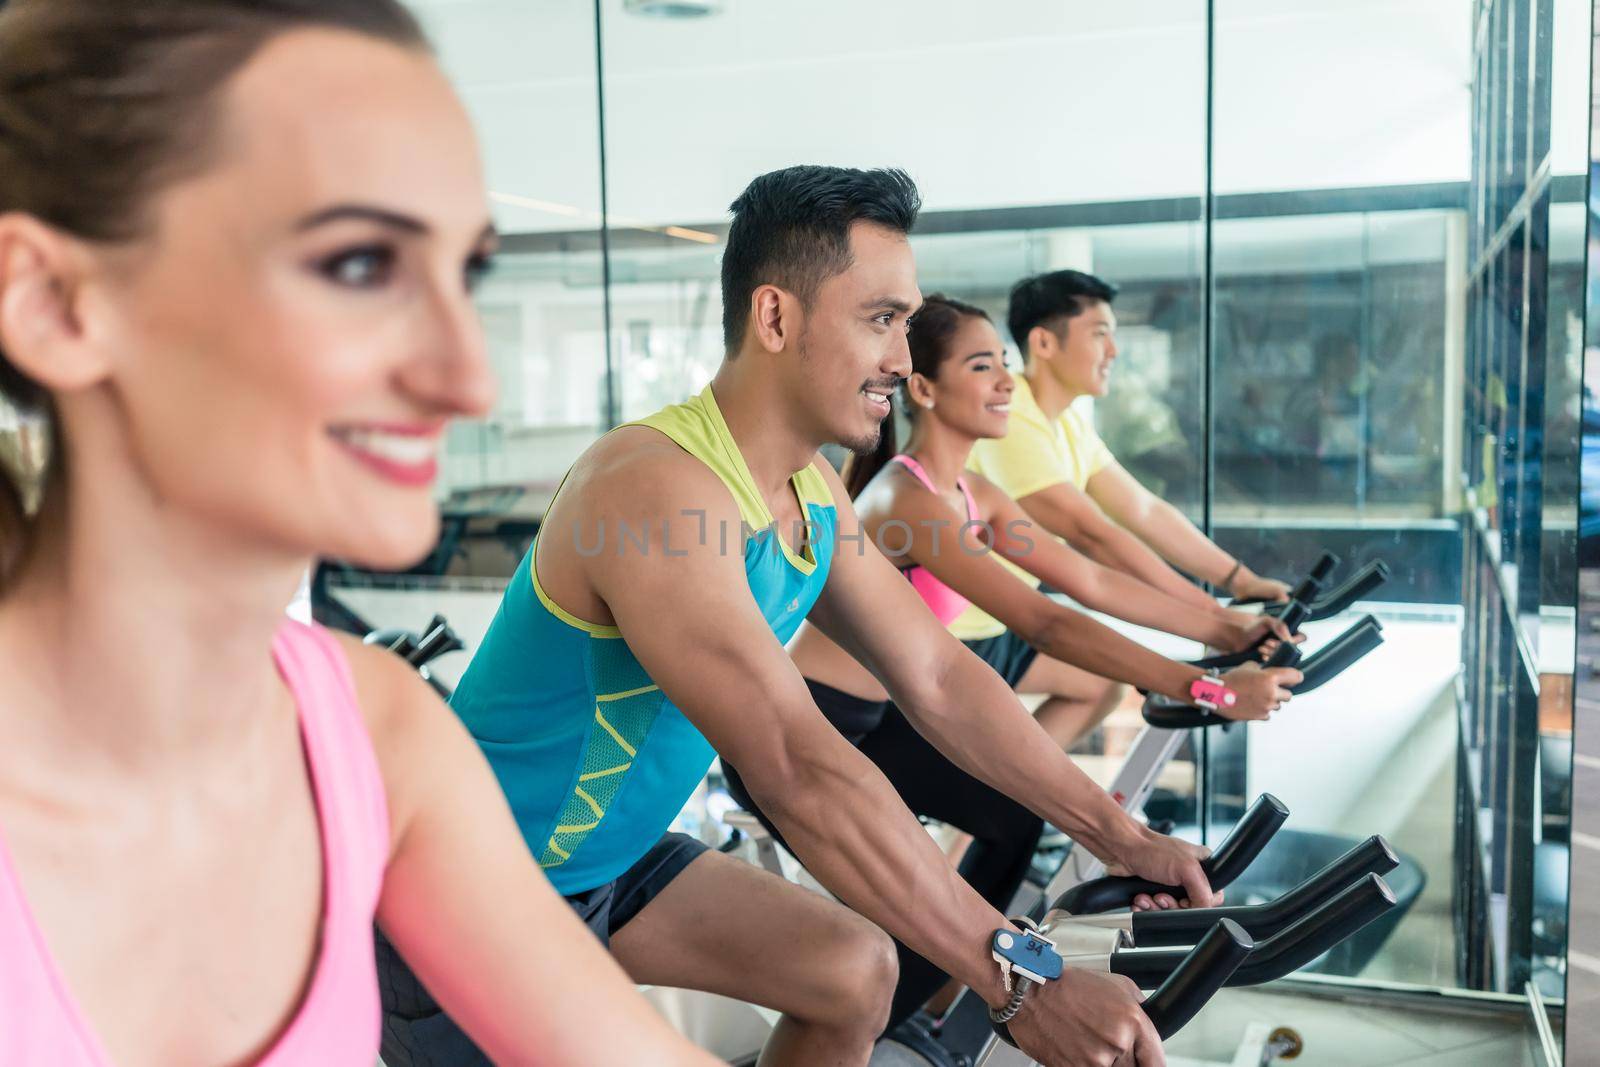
950, 375, 1114, 640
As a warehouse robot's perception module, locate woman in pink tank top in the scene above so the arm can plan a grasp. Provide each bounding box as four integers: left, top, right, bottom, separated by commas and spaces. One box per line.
790, 295, 1295, 744
0, 4, 713, 1065
886, 453, 980, 627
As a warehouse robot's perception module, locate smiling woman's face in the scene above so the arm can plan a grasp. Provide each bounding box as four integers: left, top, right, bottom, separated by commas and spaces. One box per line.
68, 28, 498, 569
921, 314, 1015, 441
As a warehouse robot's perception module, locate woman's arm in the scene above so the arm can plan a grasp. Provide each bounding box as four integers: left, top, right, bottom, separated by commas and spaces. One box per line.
344, 636, 717, 1067
963, 480, 1280, 651
874, 484, 1292, 716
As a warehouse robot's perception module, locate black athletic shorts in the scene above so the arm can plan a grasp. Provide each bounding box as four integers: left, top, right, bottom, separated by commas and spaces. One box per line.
805, 674, 892, 740
563, 830, 710, 945
376, 831, 709, 1066
963, 628, 1040, 688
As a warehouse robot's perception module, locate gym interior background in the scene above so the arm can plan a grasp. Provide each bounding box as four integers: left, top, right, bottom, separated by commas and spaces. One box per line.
291, 0, 1597, 1062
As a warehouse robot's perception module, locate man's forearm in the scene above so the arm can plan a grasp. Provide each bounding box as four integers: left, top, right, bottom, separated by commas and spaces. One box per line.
1134, 499, 1238, 587
1092, 522, 1221, 611
1026, 491, 1222, 612
749, 749, 1013, 1008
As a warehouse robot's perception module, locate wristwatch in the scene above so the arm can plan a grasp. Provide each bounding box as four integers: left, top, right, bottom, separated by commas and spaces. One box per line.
989, 920, 1063, 1025
1189, 668, 1238, 712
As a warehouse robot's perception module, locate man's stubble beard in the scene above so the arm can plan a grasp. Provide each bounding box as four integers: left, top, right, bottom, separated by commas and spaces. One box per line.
793, 325, 892, 455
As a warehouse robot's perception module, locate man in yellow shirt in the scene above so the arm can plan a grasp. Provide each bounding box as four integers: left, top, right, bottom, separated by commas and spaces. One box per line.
963, 269, 1289, 634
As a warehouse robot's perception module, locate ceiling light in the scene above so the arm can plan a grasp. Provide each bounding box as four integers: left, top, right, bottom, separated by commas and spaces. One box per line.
489, 191, 720, 245
624, 0, 723, 17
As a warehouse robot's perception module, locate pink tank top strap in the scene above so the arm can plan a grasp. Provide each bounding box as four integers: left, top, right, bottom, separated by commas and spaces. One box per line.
888, 454, 975, 627
252, 619, 391, 1064
256, 620, 393, 1062
892, 454, 979, 523
270, 620, 391, 912
956, 477, 979, 524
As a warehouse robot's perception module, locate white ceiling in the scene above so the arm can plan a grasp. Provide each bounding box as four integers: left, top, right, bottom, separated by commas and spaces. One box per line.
405, 0, 1589, 236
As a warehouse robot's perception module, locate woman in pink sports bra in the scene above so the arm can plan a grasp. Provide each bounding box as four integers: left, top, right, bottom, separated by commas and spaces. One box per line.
788, 295, 1297, 743
0, 3, 715, 1065
725, 296, 1301, 1021
888, 453, 980, 627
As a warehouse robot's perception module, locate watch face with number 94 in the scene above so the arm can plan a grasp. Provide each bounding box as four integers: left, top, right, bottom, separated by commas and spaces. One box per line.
992, 928, 1063, 984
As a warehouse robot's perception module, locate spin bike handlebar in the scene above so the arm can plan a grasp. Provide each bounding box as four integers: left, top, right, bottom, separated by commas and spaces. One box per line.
408, 615, 464, 667
1262, 614, 1384, 693
1284, 560, 1392, 623
1229, 550, 1339, 609
364, 614, 463, 698
989, 919, 1254, 1048
1139, 919, 1254, 1038
1049, 794, 1288, 915
990, 793, 1399, 1046
1108, 873, 1396, 989
1118, 835, 1398, 945
1148, 612, 1386, 729
1042, 803, 1399, 992
1194, 553, 1339, 671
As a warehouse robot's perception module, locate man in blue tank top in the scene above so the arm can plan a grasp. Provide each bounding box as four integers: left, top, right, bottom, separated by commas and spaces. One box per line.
381, 166, 1222, 1067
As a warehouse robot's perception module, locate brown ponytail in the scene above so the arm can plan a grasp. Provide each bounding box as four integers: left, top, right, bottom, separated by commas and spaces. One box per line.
0, 0, 428, 587
839, 293, 992, 500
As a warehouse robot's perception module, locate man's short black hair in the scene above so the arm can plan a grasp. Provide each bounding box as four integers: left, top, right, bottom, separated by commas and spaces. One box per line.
1007, 269, 1119, 354
721, 165, 922, 352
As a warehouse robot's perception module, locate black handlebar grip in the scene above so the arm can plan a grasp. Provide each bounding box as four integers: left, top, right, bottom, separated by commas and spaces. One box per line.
364, 628, 421, 660
1229, 550, 1337, 607
1196, 793, 1290, 889
1051, 794, 1289, 914
1307, 551, 1341, 583
1140, 919, 1253, 1039
1130, 834, 1399, 946
1292, 615, 1384, 694
1305, 560, 1392, 622
1277, 597, 1313, 635
1142, 695, 1227, 730
1188, 649, 1258, 671
1285, 551, 1339, 606
1228, 873, 1395, 986
1112, 874, 1396, 989
1264, 641, 1303, 669
408, 619, 464, 668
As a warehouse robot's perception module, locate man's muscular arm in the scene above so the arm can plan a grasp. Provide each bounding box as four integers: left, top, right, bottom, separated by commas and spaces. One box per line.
561, 446, 1014, 1011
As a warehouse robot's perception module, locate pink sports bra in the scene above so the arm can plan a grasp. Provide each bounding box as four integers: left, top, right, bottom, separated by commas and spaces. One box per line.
0, 620, 390, 1066
892, 454, 980, 627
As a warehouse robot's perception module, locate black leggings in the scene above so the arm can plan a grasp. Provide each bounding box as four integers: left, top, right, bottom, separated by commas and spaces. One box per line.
721, 679, 1043, 1032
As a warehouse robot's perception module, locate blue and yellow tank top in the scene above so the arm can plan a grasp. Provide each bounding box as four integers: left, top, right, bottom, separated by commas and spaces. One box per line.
449, 385, 838, 895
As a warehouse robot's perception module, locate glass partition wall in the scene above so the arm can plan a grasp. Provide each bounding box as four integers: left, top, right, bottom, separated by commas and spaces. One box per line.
1566, 11, 1600, 1058
304, 0, 1594, 1057
1200, 0, 1587, 1021
1456, 0, 1587, 1004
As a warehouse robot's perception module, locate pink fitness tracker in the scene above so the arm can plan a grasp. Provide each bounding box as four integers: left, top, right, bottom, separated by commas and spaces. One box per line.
1189, 670, 1238, 712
